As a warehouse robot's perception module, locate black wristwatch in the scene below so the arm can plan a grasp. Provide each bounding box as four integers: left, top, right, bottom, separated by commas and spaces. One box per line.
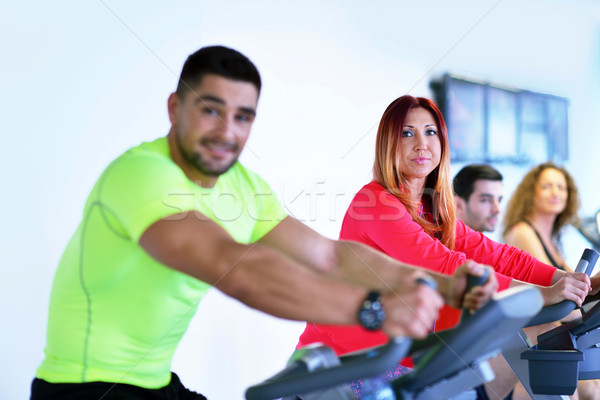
357, 290, 386, 331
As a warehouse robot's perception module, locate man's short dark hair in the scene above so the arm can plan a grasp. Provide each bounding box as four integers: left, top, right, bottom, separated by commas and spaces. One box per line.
176, 45, 262, 97
453, 164, 503, 201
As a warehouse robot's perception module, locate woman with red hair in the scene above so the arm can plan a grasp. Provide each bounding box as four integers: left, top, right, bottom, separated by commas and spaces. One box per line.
297, 95, 598, 399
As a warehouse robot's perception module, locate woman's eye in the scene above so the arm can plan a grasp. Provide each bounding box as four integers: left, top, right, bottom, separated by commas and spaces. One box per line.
426, 129, 437, 136
401, 130, 413, 137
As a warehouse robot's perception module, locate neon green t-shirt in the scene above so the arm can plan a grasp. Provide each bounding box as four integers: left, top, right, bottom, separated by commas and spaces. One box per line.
36, 137, 286, 388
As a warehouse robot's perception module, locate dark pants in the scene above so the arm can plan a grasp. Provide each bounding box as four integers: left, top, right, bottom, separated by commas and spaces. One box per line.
475, 385, 490, 400
475, 385, 514, 400
30, 372, 207, 400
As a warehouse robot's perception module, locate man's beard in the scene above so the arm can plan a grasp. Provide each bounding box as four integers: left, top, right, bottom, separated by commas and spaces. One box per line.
179, 135, 240, 177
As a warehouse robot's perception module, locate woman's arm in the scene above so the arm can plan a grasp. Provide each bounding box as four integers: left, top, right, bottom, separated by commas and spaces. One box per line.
340, 184, 513, 290
509, 274, 589, 306
455, 219, 557, 286
258, 216, 496, 311
502, 222, 590, 304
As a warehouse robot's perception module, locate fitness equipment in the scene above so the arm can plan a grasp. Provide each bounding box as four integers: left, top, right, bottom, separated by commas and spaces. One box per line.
245, 274, 544, 400
575, 209, 600, 253
501, 248, 600, 398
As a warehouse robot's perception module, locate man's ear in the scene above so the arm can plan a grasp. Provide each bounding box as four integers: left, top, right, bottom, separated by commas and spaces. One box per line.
167, 92, 180, 125
454, 195, 466, 219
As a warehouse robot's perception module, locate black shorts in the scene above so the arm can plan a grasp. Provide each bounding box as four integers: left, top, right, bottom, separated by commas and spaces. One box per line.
30, 372, 207, 400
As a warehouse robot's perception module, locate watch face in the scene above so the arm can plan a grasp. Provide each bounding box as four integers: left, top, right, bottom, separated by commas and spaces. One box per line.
359, 295, 385, 330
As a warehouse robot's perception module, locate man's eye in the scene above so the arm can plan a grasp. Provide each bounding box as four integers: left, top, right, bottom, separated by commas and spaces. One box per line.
236, 114, 251, 123
202, 107, 218, 116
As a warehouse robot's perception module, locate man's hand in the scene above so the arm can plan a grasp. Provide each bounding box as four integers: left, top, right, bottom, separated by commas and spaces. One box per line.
446, 261, 498, 311
541, 271, 590, 307
380, 271, 444, 338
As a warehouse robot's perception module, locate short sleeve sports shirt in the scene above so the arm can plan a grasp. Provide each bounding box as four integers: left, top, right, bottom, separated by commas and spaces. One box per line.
36, 137, 286, 388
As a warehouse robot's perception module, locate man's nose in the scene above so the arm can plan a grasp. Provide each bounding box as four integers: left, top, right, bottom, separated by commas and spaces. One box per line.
217, 114, 236, 139
491, 200, 501, 214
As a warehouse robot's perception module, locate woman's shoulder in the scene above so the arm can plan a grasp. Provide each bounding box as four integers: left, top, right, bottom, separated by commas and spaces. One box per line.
353, 181, 403, 204
345, 181, 409, 219
507, 220, 531, 232
359, 180, 387, 194
504, 221, 540, 248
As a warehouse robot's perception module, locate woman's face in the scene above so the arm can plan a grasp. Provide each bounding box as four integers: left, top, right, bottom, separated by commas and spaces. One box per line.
534, 168, 568, 216
397, 107, 441, 182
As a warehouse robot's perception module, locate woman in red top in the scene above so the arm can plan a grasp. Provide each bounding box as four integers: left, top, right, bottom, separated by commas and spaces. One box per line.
297, 95, 597, 398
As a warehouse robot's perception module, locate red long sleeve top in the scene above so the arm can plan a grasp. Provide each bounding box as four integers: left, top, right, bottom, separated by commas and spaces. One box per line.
297, 181, 557, 355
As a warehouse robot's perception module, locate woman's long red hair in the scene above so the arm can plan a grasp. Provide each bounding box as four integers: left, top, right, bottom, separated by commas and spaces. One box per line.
372, 95, 457, 249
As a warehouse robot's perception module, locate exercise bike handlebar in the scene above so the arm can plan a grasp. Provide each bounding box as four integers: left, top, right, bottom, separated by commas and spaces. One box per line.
460, 268, 490, 320
245, 337, 413, 400
244, 273, 488, 400
575, 248, 599, 276
245, 277, 440, 400
525, 248, 599, 327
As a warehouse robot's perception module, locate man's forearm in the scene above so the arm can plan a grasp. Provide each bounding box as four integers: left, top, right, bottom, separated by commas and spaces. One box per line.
329, 239, 463, 302
328, 240, 420, 289
211, 241, 368, 325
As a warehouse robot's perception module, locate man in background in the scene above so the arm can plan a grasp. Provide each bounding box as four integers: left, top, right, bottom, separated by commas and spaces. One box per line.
454, 164, 514, 399
453, 164, 504, 233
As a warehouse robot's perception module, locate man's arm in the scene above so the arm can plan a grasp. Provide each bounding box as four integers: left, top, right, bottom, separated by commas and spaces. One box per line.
258, 217, 496, 311
139, 213, 442, 338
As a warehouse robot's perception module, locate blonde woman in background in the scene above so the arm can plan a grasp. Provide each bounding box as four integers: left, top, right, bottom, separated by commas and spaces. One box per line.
504, 161, 599, 400
504, 161, 579, 272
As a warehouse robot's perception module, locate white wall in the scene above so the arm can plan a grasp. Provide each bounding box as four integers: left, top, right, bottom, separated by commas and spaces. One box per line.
2, 1, 600, 399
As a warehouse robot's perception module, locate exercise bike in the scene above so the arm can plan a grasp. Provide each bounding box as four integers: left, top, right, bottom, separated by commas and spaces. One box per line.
246, 274, 544, 400
502, 248, 600, 399
575, 209, 600, 253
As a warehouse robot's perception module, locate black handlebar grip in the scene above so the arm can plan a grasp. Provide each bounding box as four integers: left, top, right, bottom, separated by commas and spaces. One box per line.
575, 248, 599, 276
461, 268, 490, 320
526, 248, 599, 327
467, 267, 490, 291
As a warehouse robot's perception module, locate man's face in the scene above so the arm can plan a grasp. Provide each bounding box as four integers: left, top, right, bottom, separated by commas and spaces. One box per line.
169, 73, 259, 181
457, 179, 504, 232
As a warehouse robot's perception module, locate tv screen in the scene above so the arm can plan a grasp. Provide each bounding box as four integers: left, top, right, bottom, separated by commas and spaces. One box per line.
430, 74, 569, 163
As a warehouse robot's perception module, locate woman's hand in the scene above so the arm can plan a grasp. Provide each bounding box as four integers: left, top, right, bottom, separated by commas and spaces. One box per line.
446, 261, 498, 311
540, 271, 590, 306
590, 271, 600, 296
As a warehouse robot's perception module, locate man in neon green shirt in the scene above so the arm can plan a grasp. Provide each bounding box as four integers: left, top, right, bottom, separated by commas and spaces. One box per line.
31, 46, 496, 399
